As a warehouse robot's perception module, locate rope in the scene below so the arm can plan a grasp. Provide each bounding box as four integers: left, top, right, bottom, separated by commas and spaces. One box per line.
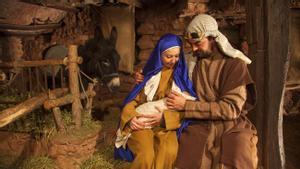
78, 69, 89, 108
78, 68, 98, 112
79, 70, 98, 84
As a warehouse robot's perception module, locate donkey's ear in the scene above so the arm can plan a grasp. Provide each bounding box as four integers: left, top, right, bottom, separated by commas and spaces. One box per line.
110, 27, 118, 47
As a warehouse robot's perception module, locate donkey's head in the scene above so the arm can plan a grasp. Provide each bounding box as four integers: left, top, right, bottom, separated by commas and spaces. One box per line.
79, 26, 120, 91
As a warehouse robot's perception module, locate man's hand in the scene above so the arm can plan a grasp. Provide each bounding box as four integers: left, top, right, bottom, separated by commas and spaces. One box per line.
134, 69, 144, 84
166, 91, 186, 111
129, 116, 145, 130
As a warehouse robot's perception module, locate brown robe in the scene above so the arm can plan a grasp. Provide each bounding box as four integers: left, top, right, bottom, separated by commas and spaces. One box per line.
175, 48, 258, 169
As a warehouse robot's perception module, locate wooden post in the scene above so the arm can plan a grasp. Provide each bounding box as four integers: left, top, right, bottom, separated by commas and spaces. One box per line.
245, 0, 266, 167
43, 90, 96, 110
49, 92, 66, 133
67, 45, 82, 129
265, 0, 289, 168
85, 83, 96, 115
246, 0, 289, 168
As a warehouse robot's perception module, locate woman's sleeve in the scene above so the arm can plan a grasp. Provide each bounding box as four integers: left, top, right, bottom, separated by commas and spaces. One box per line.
119, 93, 142, 131
163, 110, 184, 130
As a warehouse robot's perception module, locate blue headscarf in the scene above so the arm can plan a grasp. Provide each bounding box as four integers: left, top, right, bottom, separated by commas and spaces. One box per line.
114, 33, 197, 162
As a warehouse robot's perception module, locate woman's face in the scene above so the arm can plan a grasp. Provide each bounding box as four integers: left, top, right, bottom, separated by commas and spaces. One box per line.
161, 47, 180, 69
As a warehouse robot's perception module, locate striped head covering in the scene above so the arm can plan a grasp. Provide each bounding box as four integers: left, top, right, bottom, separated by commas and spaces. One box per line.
185, 14, 252, 64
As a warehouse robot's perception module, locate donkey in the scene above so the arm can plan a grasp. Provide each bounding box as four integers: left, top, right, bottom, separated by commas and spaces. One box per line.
42, 26, 120, 92
78, 26, 120, 91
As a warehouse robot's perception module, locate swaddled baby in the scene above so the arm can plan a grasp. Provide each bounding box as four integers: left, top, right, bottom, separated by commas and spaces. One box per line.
135, 98, 167, 128
115, 91, 195, 149
135, 91, 195, 128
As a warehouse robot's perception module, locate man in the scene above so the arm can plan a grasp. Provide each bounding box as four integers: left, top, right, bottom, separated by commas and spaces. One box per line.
166, 14, 258, 169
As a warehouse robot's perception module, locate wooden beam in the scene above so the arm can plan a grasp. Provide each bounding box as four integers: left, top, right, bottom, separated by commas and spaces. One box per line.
49, 92, 66, 133
264, 0, 289, 168
117, 0, 143, 8
43, 90, 96, 110
0, 88, 69, 128
246, 0, 289, 168
245, 1, 267, 167
0, 59, 64, 68
67, 45, 82, 130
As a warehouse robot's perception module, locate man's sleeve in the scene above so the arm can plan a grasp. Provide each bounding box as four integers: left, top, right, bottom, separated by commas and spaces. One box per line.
184, 85, 246, 120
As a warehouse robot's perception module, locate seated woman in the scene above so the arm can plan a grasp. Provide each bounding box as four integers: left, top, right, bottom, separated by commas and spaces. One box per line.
114, 34, 197, 169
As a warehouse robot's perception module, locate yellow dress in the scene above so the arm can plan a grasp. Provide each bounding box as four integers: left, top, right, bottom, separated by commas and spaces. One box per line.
119, 68, 182, 169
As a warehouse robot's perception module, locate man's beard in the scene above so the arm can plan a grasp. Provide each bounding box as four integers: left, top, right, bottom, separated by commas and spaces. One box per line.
193, 50, 212, 58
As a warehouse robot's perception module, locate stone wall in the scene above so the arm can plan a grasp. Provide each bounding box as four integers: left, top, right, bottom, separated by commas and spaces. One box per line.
115, 0, 249, 101
134, 0, 247, 69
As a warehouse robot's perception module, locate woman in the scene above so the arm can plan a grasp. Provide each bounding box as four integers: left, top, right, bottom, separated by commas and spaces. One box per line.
114, 34, 196, 169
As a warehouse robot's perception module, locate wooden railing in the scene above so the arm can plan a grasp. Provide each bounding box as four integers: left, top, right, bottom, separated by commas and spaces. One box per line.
0, 45, 96, 131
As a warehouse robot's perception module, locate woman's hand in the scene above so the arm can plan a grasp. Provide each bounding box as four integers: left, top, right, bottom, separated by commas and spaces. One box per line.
139, 107, 163, 127
129, 116, 146, 130
134, 69, 144, 84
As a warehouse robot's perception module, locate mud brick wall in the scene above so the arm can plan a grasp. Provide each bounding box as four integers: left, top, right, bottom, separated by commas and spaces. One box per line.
134, 0, 247, 69
117, 0, 248, 99
116, 0, 209, 99
135, 0, 209, 68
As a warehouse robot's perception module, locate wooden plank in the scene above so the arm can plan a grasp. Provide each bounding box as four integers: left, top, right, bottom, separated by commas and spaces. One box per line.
265, 0, 289, 168
246, 0, 289, 168
0, 59, 64, 68
43, 90, 96, 110
0, 88, 69, 128
67, 45, 82, 130
49, 93, 66, 133
245, 1, 266, 167
118, 0, 143, 7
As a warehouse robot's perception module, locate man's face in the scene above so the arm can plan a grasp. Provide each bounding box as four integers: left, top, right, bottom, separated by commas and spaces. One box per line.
187, 37, 213, 58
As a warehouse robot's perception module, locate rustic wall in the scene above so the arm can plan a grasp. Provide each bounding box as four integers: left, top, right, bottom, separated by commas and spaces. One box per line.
135, 0, 247, 68
0, 36, 24, 61
113, 0, 249, 103
0, 0, 66, 25
100, 5, 136, 73
134, 0, 204, 76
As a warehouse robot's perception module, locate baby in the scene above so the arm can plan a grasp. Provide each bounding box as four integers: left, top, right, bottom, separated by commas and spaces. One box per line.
115, 91, 195, 149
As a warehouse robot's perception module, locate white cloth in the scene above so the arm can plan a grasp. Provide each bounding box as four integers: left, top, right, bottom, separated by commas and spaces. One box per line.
115, 128, 132, 149
144, 71, 162, 101
186, 14, 252, 64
